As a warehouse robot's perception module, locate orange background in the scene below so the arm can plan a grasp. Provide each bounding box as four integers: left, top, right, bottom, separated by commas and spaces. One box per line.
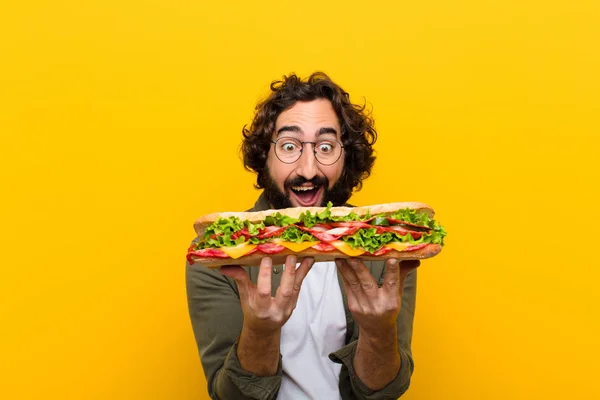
1, 1, 599, 399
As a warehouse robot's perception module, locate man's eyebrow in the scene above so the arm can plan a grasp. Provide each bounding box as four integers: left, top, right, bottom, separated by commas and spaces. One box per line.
276, 125, 302, 136
276, 126, 338, 137
317, 127, 337, 136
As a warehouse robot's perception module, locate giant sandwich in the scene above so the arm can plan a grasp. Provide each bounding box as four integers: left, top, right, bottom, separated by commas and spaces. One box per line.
187, 202, 447, 267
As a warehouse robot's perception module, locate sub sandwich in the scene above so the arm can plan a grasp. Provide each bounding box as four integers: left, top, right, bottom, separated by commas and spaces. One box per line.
187, 202, 447, 268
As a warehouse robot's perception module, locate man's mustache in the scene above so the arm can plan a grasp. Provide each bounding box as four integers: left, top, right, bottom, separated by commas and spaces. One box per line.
284, 176, 328, 190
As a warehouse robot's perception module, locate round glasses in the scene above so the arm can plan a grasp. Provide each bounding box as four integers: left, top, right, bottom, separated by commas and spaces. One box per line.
271, 137, 344, 165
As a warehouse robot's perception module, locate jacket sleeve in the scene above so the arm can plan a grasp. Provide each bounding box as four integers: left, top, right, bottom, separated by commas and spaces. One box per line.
186, 258, 283, 400
329, 268, 417, 400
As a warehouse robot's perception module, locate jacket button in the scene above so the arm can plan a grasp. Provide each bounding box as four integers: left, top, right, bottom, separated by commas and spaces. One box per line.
273, 266, 281, 274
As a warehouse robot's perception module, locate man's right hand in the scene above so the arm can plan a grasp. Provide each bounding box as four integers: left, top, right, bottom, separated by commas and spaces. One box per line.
220, 255, 314, 334
220, 255, 314, 376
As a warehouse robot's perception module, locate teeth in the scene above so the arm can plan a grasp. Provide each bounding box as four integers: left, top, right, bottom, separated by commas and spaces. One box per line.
292, 185, 315, 191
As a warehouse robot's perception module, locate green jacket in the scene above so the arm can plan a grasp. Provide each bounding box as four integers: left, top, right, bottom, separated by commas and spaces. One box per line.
186, 193, 417, 399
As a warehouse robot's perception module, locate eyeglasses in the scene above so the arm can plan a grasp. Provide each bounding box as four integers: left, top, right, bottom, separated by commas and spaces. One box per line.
271, 137, 344, 165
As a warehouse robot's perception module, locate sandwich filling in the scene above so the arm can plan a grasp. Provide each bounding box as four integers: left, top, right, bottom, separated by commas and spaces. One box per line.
187, 202, 447, 262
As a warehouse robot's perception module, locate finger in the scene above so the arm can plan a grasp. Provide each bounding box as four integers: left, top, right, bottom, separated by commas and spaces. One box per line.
335, 259, 359, 311
382, 258, 401, 295
276, 255, 298, 306
335, 258, 369, 303
220, 265, 252, 300
346, 258, 378, 296
255, 257, 273, 308
294, 256, 314, 286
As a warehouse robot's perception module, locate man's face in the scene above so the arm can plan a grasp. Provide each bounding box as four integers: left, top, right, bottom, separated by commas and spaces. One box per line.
264, 99, 346, 209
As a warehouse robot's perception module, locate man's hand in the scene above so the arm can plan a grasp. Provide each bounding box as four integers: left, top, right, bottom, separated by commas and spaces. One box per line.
219, 255, 314, 376
220, 255, 315, 333
335, 258, 419, 336
335, 257, 419, 390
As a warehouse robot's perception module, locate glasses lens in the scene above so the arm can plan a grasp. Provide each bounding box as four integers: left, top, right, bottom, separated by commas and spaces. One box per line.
274, 137, 303, 163
314, 139, 342, 165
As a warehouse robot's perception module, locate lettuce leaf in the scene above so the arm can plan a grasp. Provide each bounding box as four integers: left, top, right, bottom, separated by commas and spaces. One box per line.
342, 224, 447, 253
298, 202, 333, 228
329, 212, 364, 222
371, 216, 390, 226
342, 228, 415, 253
421, 224, 447, 245
204, 217, 244, 236
388, 208, 433, 228
279, 226, 317, 243
264, 212, 297, 227
198, 217, 265, 249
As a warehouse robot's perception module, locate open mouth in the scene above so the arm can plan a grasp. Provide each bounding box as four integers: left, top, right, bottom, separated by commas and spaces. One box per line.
289, 184, 324, 206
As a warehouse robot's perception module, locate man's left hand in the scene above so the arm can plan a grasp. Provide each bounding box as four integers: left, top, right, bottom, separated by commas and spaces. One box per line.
335, 258, 420, 336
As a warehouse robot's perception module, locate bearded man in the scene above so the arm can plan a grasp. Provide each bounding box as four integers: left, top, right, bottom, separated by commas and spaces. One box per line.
186, 72, 419, 400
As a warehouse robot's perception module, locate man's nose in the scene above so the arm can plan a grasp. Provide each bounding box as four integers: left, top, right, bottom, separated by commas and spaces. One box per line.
295, 147, 318, 181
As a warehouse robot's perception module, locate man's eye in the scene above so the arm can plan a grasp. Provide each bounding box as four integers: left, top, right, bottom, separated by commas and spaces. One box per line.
281, 143, 298, 152
318, 143, 333, 153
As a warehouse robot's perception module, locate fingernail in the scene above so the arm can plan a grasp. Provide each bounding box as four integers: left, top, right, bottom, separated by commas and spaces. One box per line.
388, 258, 398, 266
348, 259, 358, 267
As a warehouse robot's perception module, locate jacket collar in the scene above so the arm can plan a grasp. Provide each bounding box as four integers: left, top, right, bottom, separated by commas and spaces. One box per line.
249, 191, 271, 212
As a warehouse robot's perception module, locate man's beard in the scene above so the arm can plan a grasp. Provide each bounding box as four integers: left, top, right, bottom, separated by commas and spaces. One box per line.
263, 172, 353, 209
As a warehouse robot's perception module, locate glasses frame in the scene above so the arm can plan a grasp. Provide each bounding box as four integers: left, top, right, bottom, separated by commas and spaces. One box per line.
270, 137, 345, 166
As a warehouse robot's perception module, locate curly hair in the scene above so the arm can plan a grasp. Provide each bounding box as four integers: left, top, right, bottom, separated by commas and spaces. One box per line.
241, 72, 377, 193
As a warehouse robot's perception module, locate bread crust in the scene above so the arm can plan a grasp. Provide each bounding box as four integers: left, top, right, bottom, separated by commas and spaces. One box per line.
188, 244, 442, 268
193, 202, 435, 237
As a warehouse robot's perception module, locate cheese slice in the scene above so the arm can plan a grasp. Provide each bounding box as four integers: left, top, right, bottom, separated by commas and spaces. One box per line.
385, 242, 413, 252
220, 242, 257, 259
330, 240, 366, 257
272, 239, 320, 253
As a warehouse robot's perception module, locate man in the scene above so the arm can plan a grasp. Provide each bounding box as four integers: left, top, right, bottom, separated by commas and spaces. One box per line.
186, 72, 419, 399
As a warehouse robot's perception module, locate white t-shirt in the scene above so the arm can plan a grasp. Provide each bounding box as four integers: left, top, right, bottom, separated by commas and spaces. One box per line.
277, 262, 347, 400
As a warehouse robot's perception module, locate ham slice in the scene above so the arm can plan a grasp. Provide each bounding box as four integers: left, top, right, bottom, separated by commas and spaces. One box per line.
404, 243, 428, 251
370, 242, 428, 255
257, 226, 286, 239
324, 226, 363, 236
297, 225, 364, 242
375, 225, 423, 239
187, 248, 230, 263
311, 242, 336, 252
256, 243, 286, 254
330, 221, 373, 229
372, 246, 393, 256
298, 226, 340, 242
323, 227, 352, 236
302, 223, 334, 232
310, 231, 342, 242
386, 218, 431, 231
231, 229, 251, 240
244, 247, 258, 256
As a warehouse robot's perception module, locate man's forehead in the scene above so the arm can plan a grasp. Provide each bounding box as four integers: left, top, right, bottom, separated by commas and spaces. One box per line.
275, 99, 339, 128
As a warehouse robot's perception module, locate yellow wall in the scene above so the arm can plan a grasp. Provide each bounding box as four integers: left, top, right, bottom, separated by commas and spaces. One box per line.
1, 1, 599, 399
